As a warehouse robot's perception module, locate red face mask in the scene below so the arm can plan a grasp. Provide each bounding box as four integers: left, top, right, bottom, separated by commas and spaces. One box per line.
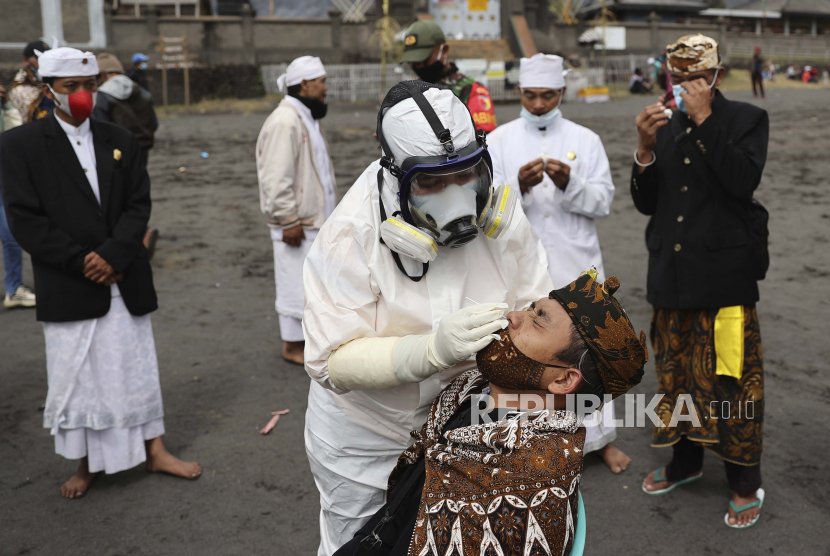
49, 86, 97, 121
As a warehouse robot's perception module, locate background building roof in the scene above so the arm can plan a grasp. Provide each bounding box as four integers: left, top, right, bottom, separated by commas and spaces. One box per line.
580, 0, 711, 14
783, 0, 830, 16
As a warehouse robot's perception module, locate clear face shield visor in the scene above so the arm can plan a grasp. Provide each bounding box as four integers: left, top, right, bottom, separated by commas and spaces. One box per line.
403, 157, 493, 247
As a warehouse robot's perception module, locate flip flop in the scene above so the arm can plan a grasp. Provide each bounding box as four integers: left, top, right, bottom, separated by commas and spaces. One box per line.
724, 488, 765, 529
641, 466, 703, 496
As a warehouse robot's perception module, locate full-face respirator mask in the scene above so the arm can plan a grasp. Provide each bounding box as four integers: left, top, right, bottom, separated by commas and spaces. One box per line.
376, 81, 519, 281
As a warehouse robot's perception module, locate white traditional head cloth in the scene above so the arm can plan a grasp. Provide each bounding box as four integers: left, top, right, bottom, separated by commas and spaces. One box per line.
666, 34, 720, 73
277, 56, 326, 92
381, 88, 475, 166
519, 53, 566, 90
36, 38, 98, 78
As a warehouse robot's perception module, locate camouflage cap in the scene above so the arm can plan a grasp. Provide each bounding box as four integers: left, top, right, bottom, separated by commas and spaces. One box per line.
401, 20, 446, 63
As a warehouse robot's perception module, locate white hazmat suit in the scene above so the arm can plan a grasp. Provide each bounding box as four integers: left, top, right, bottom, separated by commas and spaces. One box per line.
302, 89, 554, 555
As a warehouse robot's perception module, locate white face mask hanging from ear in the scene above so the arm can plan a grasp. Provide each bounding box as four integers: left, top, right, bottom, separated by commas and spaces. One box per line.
519, 90, 563, 129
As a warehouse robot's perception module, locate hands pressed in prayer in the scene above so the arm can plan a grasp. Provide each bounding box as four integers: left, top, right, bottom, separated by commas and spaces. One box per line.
84, 252, 121, 285
518, 157, 545, 193
676, 78, 714, 126
260, 409, 290, 435
544, 159, 570, 189
282, 224, 306, 247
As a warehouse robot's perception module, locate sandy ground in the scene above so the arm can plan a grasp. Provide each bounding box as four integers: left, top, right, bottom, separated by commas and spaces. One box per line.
2, 88, 829, 555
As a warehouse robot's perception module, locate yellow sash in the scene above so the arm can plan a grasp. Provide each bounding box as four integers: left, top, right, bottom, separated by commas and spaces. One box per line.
714, 306, 744, 379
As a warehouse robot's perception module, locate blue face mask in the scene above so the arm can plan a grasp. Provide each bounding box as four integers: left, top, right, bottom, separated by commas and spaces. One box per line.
672, 69, 719, 114
520, 106, 561, 129
139, 62, 148, 70
671, 84, 687, 113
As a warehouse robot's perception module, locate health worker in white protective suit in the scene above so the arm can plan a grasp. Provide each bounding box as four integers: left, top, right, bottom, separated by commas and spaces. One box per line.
302, 81, 554, 555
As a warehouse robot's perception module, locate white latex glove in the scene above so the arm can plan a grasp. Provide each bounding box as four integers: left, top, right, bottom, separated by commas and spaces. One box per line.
427, 303, 509, 370
327, 303, 508, 391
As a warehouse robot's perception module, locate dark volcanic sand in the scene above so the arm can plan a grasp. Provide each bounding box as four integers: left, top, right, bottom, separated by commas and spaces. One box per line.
2, 89, 829, 555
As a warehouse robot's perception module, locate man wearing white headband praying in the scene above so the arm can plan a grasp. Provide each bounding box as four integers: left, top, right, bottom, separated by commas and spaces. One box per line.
488, 53, 629, 474
0, 45, 201, 498
257, 56, 336, 365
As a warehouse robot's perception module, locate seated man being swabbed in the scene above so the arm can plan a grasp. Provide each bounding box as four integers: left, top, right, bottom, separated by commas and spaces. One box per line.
335, 272, 648, 556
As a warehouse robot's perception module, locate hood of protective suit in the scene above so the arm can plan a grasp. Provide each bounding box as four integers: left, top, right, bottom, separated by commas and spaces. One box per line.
98, 74, 136, 101
380, 88, 476, 172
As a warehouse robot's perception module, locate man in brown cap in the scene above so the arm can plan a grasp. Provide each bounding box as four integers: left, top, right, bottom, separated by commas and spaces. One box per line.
632, 34, 769, 529
94, 52, 160, 258
334, 272, 647, 556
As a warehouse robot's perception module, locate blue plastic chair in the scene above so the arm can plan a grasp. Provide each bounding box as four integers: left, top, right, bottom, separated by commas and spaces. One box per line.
570, 493, 587, 556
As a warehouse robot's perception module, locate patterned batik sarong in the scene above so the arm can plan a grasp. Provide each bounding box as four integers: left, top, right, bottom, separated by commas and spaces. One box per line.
650, 306, 764, 465
388, 370, 585, 556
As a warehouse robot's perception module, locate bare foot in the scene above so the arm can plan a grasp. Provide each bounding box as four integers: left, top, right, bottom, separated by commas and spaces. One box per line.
642, 468, 674, 493
60, 458, 97, 499
596, 444, 631, 474
727, 491, 761, 527
282, 341, 304, 365
145, 436, 201, 479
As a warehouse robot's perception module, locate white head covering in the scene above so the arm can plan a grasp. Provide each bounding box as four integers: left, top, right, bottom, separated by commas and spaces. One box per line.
38, 45, 99, 78
381, 88, 475, 164
277, 56, 326, 92
519, 53, 566, 90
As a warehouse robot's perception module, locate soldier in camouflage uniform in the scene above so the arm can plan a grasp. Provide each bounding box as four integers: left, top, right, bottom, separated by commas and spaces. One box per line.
401, 20, 497, 133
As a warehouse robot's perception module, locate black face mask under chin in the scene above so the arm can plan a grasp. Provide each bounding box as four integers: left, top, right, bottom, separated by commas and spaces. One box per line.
294, 94, 328, 119
413, 60, 447, 84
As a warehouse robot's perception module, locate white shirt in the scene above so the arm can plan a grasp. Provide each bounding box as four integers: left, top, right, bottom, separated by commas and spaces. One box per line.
302, 161, 553, 487
488, 115, 615, 286
55, 112, 119, 297
56, 113, 100, 203
283, 96, 336, 219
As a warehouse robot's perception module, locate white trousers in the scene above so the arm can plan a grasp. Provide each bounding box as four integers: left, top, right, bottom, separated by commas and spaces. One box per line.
55, 417, 165, 474
271, 228, 318, 342
306, 447, 387, 556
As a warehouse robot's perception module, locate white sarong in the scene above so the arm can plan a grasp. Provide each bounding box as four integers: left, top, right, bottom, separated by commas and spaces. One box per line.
271, 228, 319, 342
42, 290, 165, 474
583, 402, 617, 454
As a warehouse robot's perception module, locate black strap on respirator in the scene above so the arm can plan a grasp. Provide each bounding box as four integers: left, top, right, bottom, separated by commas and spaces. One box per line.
375, 80, 487, 282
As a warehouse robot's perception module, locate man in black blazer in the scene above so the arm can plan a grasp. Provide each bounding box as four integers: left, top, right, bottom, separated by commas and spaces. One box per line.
632, 34, 769, 529
0, 45, 200, 498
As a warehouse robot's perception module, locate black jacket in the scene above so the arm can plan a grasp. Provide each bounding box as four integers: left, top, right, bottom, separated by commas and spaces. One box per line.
93, 83, 158, 150
0, 112, 157, 322
631, 91, 769, 309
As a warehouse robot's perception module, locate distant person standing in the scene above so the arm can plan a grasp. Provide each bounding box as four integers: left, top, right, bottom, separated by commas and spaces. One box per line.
94, 54, 158, 168
401, 20, 497, 132
8, 40, 54, 123
128, 53, 150, 91
94, 53, 160, 258
0, 85, 36, 308
256, 56, 336, 365
750, 46, 765, 99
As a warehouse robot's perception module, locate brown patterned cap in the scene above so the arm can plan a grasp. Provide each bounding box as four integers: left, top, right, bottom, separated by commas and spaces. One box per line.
549, 273, 648, 399
666, 34, 720, 73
